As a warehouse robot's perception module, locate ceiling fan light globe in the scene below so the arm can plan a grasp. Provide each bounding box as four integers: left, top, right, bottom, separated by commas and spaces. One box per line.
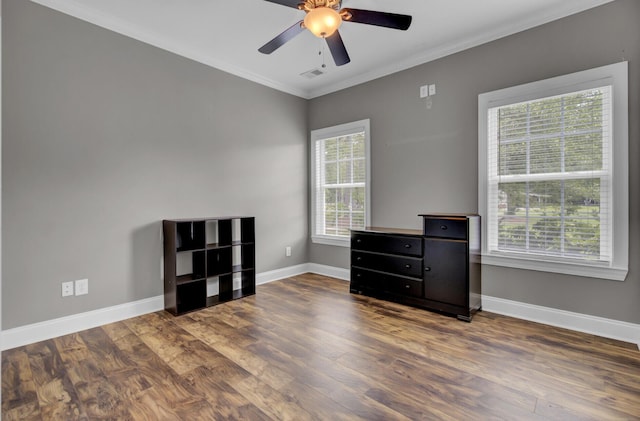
304, 7, 342, 38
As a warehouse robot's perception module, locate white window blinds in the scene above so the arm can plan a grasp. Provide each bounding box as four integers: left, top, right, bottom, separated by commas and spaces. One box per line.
311, 119, 370, 246
487, 87, 612, 262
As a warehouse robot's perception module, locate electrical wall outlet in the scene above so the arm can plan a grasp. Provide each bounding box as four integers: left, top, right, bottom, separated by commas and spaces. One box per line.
62, 281, 74, 297
285, 246, 292, 257
75, 278, 89, 296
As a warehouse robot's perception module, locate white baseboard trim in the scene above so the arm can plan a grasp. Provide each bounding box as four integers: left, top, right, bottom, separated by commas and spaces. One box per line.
482, 295, 640, 348
4, 265, 638, 350
1, 295, 164, 351
256, 262, 350, 284
0, 263, 346, 350
255, 263, 310, 285
306, 263, 350, 281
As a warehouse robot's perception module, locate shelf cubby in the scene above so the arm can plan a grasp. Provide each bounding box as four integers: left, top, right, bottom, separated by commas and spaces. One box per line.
218, 219, 233, 247
219, 273, 234, 302
207, 247, 232, 277
175, 221, 205, 252
234, 270, 256, 299
232, 243, 255, 271
176, 280, 206, 314
240, 218, 255, 244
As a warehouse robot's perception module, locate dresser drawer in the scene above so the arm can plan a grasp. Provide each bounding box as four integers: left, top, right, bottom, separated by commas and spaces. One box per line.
350, 267, 423, 298
387, 277, 424, 298
423, 218, 468, 240
351, 232, 422, 257
352, 251, 423, 278
351, 267, 387, 292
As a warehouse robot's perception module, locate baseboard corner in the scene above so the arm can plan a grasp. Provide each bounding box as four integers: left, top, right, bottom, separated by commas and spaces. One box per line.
306, 263, 350, 280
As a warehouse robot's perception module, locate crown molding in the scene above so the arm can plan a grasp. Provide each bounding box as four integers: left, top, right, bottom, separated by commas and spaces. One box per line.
29, 0, 616, 99
29, 0, 309, 98
306, 0, 616, 98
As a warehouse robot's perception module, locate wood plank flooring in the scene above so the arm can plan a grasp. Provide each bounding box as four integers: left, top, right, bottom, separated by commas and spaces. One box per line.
3, 273, 640, 420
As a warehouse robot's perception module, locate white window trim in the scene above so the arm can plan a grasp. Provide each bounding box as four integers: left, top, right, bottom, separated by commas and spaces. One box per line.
478, 62, 628, 281
310, 119, 371, 247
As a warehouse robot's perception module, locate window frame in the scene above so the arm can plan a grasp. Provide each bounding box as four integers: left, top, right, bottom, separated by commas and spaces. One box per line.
310, 119, 371, 247
478, 62, 628, 281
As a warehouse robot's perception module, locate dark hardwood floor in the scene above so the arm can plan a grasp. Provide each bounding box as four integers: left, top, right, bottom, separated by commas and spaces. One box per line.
3, 273, 640, 420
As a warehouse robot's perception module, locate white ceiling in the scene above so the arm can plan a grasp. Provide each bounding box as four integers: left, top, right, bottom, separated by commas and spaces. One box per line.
31, 0, 614, 99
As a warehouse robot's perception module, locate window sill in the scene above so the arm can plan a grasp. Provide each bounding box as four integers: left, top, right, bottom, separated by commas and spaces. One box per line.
481, 253, 627, 281
311, 236, 351, 248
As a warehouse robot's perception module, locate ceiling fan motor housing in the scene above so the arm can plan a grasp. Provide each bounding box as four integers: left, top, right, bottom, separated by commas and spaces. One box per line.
299, 0, 342, 12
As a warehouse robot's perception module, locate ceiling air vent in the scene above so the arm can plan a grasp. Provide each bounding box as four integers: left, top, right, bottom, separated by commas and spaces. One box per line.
300, 68, 326, 79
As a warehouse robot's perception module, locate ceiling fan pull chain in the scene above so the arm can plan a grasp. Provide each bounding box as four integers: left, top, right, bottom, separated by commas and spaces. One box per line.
317, 38, 326, 68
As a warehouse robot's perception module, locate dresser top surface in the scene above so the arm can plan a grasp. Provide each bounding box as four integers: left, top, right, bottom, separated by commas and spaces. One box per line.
419, 213, 479, 218
354, 227, 423, 236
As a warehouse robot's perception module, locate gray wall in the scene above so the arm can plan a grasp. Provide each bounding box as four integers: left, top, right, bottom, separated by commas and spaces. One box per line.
309, 0, 640, 324
3, 0, 309, 329
4, 0, 639, 330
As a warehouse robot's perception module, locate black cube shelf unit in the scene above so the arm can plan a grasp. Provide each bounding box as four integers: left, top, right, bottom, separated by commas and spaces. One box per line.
163, 217, 255, 316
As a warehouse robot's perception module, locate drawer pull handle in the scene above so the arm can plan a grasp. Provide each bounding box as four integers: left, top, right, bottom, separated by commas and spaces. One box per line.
425, 267, 431, 272
356, 239, 362, 243
405, 284, 410, 289
440, 225, 448, 230
405, 264, 411, 268
356, 257, 362, 261
356, 273, 362, 277
404, 244, 411, 248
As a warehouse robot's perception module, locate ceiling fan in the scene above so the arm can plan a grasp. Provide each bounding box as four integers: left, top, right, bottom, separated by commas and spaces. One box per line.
258, 0, 412, 66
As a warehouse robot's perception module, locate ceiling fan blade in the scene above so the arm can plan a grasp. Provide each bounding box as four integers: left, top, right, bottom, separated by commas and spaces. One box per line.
341, 8, 412, 30
325, 30, 351, 66
258, 21, 305, 54
263, 0, 302, 9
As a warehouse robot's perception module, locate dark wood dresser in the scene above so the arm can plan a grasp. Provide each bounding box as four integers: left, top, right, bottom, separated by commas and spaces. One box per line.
350, 214, 481, 321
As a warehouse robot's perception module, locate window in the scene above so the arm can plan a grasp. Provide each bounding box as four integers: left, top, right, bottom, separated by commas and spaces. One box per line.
478, 62, 628, 280
311, 119, 371, 247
